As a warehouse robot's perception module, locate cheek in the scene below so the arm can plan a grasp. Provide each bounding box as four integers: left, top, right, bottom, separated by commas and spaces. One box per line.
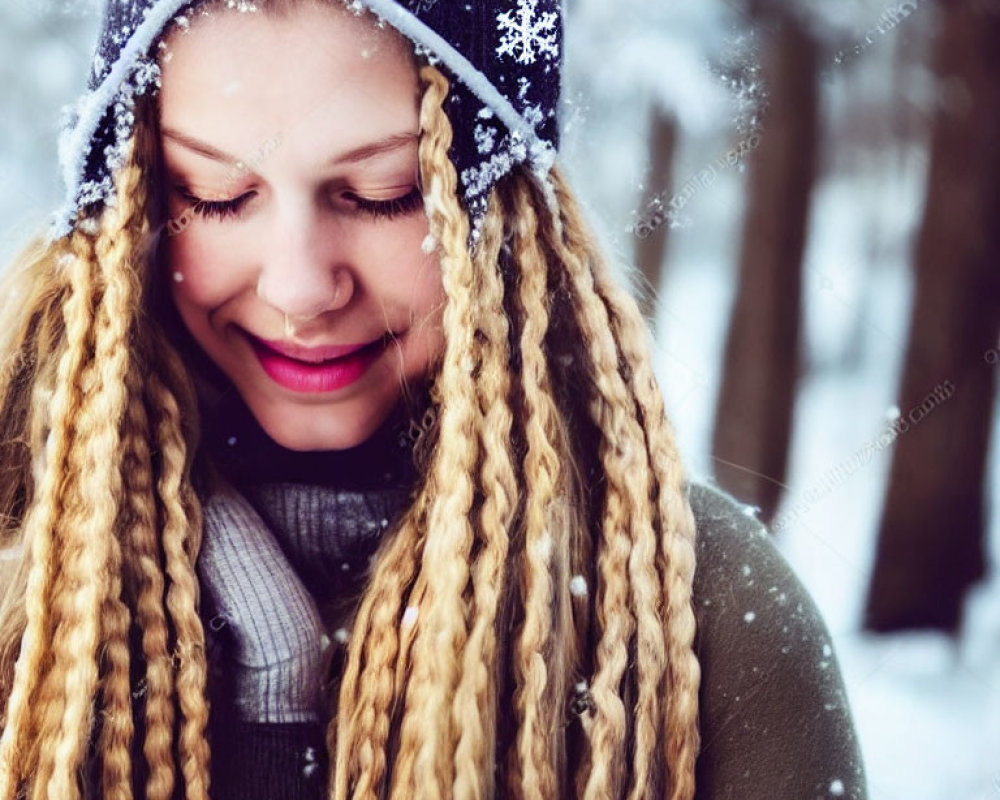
166, 232, 250, 310
383, 218, 445, 312
400, 250, 445, 334
415, 258, 445, 322
370, 225, 445, 358
406, 253, 446, 368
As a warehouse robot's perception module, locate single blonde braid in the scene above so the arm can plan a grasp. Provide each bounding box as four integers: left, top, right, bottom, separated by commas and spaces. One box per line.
147, 368, 210, 800
507, 179, 565, 800
392, 63, 480, 800
451, 190, 516, 800
120, 357, 177, 800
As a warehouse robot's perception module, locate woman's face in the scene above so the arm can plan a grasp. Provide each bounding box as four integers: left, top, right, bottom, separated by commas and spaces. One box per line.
158, 1, 444, 451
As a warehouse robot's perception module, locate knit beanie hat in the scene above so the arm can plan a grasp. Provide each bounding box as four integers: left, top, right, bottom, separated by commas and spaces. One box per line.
54, 0, 563, 240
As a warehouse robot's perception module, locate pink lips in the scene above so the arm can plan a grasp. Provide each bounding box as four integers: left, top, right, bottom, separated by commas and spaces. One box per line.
248, 333, 389, 393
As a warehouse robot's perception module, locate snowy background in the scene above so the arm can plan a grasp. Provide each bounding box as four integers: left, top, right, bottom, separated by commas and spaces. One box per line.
0, 1, 997, 798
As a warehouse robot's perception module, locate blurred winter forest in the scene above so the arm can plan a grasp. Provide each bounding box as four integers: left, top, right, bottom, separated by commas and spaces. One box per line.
1, 0, 998, 797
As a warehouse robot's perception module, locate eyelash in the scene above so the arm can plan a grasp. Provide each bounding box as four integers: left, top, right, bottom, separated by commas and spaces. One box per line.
348, 188, 424, 220
182, 190, 253, 221
177, 187, 424, 222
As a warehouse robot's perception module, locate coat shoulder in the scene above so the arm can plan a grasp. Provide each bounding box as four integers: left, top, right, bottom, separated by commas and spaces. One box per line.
684, 480, 869, 800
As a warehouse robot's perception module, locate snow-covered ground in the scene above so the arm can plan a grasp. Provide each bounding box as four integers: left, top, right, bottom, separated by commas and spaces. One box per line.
2, 1, 997, 798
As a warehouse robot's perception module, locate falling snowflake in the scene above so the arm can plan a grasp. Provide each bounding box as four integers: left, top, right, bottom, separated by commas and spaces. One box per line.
302, 746, 319, 778
496, 0, 558, 66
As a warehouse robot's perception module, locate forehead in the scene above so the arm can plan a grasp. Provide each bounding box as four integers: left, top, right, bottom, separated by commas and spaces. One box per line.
157, 3, 419, 148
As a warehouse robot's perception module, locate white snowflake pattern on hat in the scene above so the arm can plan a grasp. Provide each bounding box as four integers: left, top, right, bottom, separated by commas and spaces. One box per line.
496, 0, 559, 66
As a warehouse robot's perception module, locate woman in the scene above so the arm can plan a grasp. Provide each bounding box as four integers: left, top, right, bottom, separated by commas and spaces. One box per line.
0, 1, 867, 798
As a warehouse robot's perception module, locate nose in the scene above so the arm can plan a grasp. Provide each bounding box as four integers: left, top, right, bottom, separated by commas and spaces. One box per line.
255, 205, 355, 321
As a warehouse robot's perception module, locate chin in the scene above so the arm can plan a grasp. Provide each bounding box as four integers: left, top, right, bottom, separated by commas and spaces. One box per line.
251, 402, 387, 452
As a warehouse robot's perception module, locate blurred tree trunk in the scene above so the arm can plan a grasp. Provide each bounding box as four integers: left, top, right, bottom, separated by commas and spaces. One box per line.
710, 9, 817, 523
889, 3, 927, 157
864, 0, 1000, 635
634, 106, 677, 325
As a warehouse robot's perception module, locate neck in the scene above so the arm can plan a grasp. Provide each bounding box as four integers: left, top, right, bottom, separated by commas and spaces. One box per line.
201, 390, 426, 492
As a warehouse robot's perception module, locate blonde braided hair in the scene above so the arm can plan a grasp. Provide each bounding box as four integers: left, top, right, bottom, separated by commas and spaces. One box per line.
0, 102, 210, 800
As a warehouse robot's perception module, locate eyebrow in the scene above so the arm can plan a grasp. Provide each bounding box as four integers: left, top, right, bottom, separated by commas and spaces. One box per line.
330, 133, 418, 165
161, 128, 241, 165
161, 128, 418, 168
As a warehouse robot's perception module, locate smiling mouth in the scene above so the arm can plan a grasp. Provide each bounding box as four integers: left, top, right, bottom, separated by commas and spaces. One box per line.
254, 333, 395, 364
246, 331, 397, 393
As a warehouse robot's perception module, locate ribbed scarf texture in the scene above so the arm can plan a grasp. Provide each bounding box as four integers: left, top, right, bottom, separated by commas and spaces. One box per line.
199, 481, 411, 724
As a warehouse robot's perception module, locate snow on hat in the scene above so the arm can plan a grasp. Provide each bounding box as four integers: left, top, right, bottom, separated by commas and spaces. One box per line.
54, 0, 563, 240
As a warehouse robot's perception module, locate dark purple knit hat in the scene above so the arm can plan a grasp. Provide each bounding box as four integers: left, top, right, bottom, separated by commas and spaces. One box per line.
55, 0, 562, 239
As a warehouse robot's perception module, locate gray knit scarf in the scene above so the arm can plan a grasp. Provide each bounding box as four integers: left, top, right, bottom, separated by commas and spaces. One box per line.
198, 481, 411, 725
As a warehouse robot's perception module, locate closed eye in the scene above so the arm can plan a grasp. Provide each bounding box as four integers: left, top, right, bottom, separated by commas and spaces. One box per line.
178, 188, 256, 221
345, 188, 424, 221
